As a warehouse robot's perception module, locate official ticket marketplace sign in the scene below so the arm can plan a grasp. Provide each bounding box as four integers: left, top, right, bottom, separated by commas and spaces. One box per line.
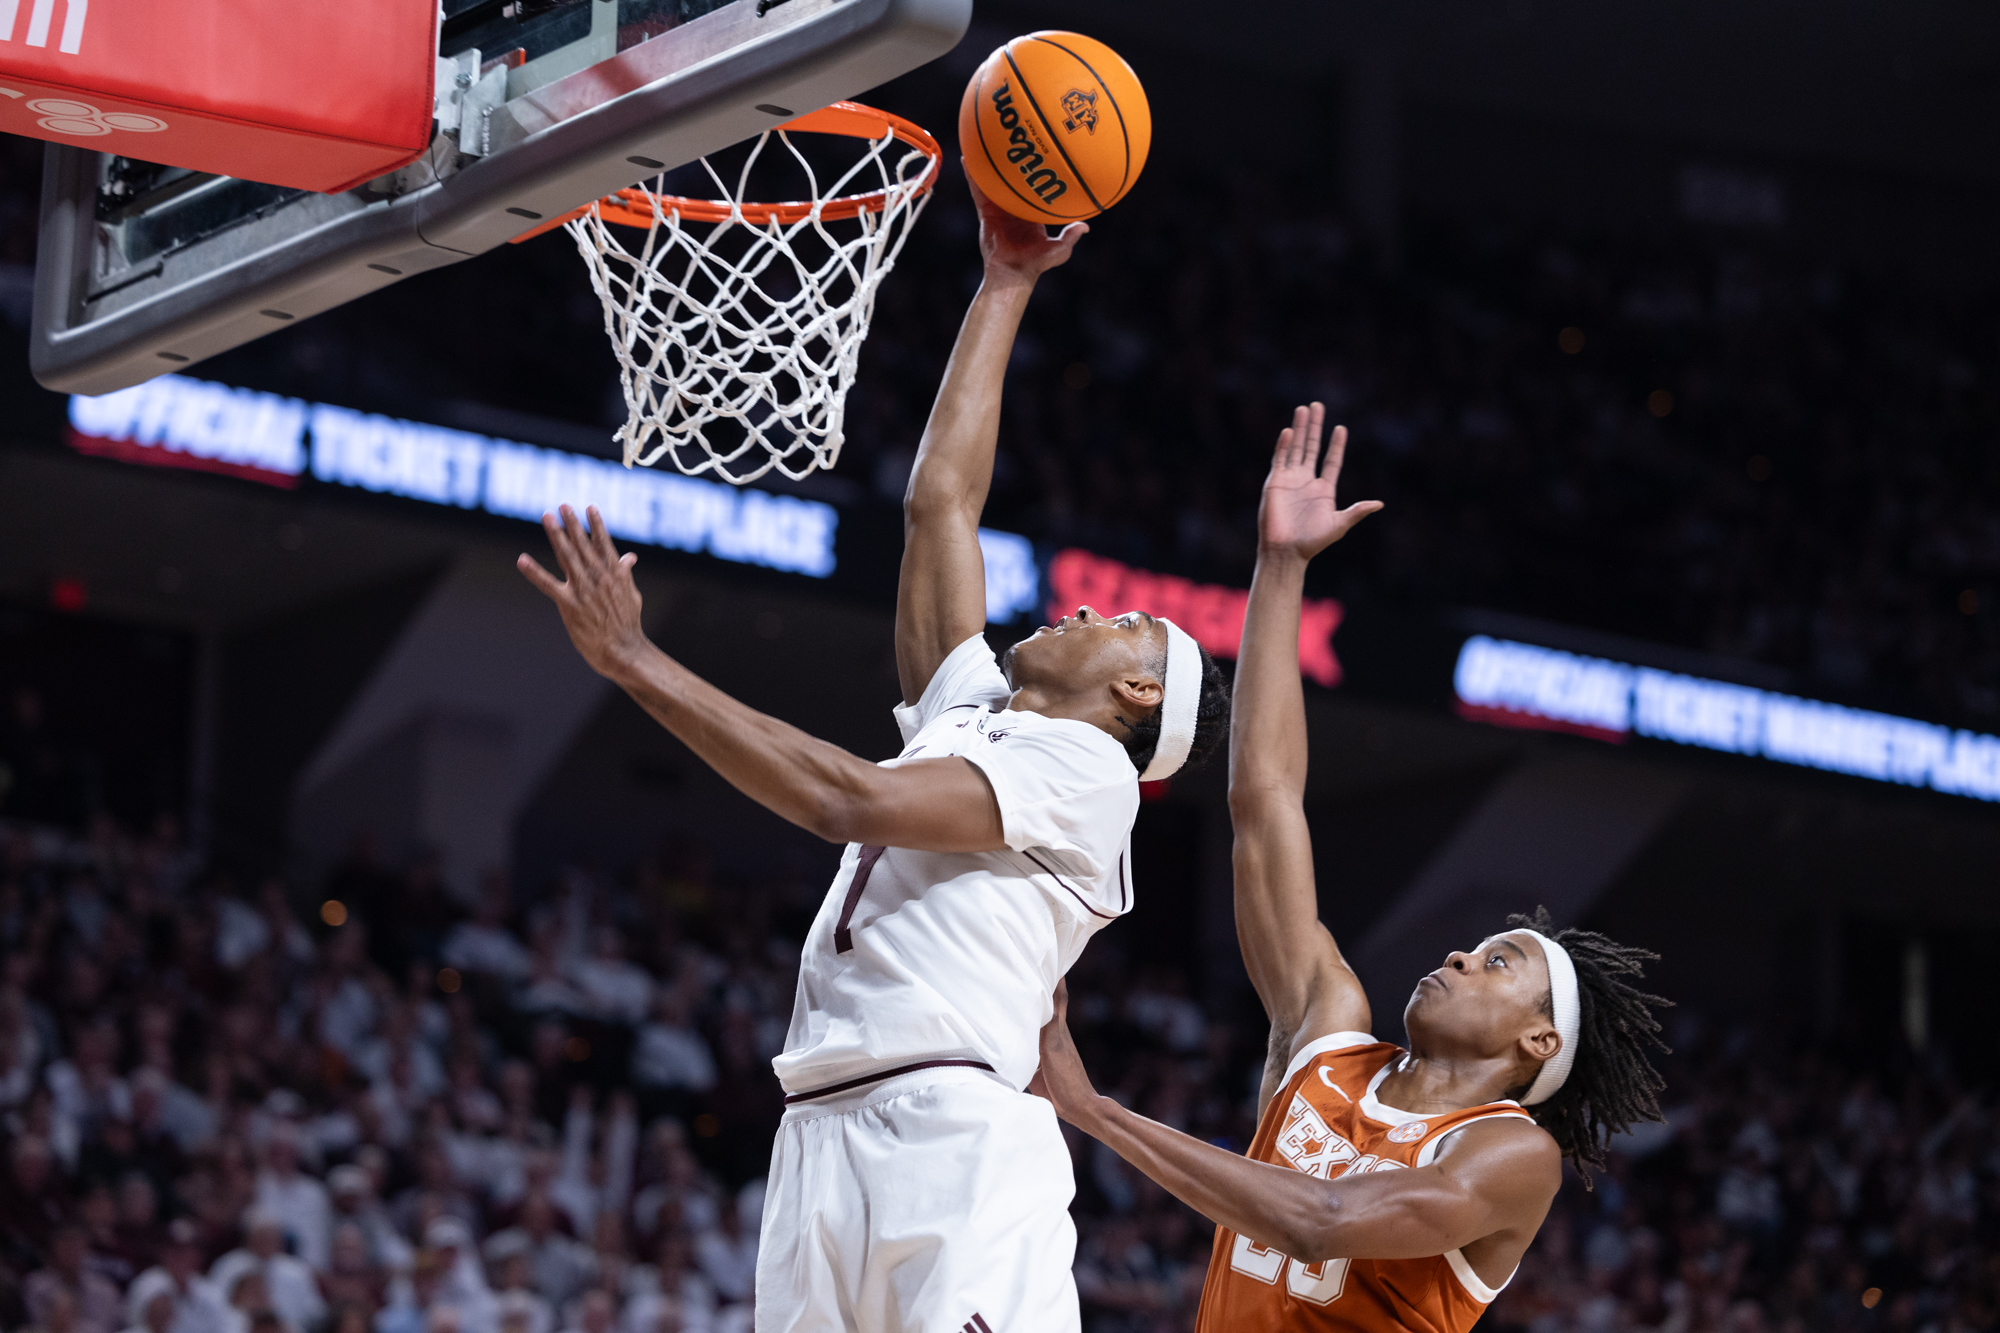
1454, 634, 2000, 803
66, 376, 839, 580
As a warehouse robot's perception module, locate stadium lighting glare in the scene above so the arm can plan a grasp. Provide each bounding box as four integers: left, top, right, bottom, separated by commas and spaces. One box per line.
1454, 634, 2000, 802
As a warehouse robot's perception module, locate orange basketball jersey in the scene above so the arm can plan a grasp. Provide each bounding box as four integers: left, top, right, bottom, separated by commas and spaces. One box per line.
1195, 1033, 1538, 1333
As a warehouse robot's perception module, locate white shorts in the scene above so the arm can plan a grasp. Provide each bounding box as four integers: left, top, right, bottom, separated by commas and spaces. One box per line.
754, 1063, 1080, 1333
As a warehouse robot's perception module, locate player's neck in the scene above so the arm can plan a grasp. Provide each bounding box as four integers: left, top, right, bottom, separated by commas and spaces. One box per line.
1002, 685, 1124, 740
1376, 1049, 1522, 1115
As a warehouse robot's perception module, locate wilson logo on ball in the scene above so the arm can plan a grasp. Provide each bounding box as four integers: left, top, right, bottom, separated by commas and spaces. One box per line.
989, 82, 1068, 206
1059, 88, 1097, 135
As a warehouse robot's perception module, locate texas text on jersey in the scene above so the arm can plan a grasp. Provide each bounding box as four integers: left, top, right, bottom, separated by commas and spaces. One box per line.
1195, 1034, 1542, 1333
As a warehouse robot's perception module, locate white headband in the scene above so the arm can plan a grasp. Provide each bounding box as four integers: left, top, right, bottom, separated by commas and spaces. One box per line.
1139, 619, 1201, 782
1517, 929, 1580, 1106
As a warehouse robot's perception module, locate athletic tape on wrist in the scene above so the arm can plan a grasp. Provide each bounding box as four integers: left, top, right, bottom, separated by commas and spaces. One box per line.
1139, 619, 1201, 782
1517, 928, 1580, 1106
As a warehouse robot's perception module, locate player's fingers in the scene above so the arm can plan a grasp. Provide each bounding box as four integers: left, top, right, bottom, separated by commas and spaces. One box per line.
1274, 410, 1297, 470
585, 506, 619, 565
516, 553, 567, 601
559, 505, 596, 573
1305, 402, 1327, 472
1055, 220, 1090, 248
542, 511, 580, 578
1323, 423, 1350, 482
1339, 499, 1385, 529
1286, 404, 1311, 468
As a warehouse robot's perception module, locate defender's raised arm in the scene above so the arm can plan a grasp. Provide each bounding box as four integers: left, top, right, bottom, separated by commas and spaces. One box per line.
1231, 404, 1382, 1109
893, 182, 1085, 704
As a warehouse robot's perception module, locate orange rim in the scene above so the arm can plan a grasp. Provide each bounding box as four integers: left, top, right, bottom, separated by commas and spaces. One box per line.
513, 102, 939, 243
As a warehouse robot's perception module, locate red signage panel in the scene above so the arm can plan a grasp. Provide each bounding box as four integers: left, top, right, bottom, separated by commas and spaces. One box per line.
0, 0, 436, 191
1047, 548, 1346, 687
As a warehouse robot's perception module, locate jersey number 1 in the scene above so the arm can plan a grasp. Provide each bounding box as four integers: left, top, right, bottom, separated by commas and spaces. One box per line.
1230, 1234, 1350, 1307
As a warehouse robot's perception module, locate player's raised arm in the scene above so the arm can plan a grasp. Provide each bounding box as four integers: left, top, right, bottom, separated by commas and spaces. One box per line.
518, 506, 1006, 853
1232, 405, 1383, 1109
893, 180, 1086, 703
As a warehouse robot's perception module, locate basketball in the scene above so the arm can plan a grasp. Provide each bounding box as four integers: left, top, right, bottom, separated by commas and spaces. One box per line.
959, 31, 1152, 225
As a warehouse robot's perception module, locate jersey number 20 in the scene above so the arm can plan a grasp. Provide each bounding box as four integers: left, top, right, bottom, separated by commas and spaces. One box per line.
1230, 1234, 1350, 1306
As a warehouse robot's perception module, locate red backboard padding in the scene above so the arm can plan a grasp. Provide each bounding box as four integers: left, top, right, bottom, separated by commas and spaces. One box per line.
0, 0, 437, 192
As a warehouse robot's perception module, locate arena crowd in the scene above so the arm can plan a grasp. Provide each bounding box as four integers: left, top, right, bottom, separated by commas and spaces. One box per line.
0, 806, 1994, 1333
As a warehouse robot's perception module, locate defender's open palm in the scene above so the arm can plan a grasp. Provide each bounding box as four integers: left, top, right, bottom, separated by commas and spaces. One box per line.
1259, 402, 1382, 562
517, 505, 648, 679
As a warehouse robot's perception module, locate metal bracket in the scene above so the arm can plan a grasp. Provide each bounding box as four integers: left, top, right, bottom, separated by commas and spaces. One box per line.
434, 49, 507, 158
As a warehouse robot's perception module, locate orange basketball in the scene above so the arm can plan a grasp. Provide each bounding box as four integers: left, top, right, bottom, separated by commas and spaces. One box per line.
958, 32, 1152, 225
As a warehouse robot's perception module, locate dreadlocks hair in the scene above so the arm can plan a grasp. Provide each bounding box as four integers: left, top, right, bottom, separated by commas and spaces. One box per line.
1115, 640, 1231, 776
1506, 906, 1671, 1187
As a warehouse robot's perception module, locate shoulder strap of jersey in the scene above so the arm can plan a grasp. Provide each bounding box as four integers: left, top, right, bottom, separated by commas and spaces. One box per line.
1279, 1031, 1394, 1099
1415, 1106, 1542, 1166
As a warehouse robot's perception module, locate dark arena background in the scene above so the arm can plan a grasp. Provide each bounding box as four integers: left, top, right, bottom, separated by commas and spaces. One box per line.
4, 3, 2000, 1332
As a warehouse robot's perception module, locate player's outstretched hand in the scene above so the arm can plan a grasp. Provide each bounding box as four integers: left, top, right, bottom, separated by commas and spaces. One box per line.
1030, 981, 1106, 1129
966, 169, 1087, 284
517, 504, 649, 680
1258, 402, 1383, 563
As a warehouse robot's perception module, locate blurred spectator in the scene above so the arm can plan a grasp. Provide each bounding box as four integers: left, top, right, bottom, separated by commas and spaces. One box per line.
251, 1129, 330, 1273
328, 1164, 412, 1274
123, 1222, 229, 1333
550, 1091, 635, 1241
23, 1226, 122, 1333
482, 1197, 592, 1312
689, 1201, 754, 1309
628, 991, 715, 1109
571, 934, 650, 1029
617, 1232, 710, 1333
550, 1290, 613, 1333
423, 1219, 496, 1333
208, 1212, 323, 1333
120, 1270, 180, 1333
442, 879, 531, 986
319, 1223, 386, 1313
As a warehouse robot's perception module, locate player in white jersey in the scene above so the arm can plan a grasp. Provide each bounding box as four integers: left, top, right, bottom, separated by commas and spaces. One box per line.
517, 180, 1232, 1333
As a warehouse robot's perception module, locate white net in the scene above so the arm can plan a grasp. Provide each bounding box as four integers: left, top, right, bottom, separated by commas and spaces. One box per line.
567, 112, 936, 484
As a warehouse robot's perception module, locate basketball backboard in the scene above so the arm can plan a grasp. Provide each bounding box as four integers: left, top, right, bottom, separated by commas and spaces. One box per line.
29, 0, 970, 395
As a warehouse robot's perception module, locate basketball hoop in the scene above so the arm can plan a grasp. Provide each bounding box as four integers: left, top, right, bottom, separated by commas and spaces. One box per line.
530, 102, 940, 484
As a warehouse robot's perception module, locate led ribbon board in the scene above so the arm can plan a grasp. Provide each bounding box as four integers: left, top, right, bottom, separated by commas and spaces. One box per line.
68, 376, 838, 579
1454, 635, 2000, 802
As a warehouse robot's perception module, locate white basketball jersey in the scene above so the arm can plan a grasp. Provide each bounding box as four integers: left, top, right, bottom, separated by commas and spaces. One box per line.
772, 634, 1140, 1096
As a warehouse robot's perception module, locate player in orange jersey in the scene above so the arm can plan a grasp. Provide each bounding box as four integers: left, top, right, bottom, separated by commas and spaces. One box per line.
1032, 403, 1671, 1333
